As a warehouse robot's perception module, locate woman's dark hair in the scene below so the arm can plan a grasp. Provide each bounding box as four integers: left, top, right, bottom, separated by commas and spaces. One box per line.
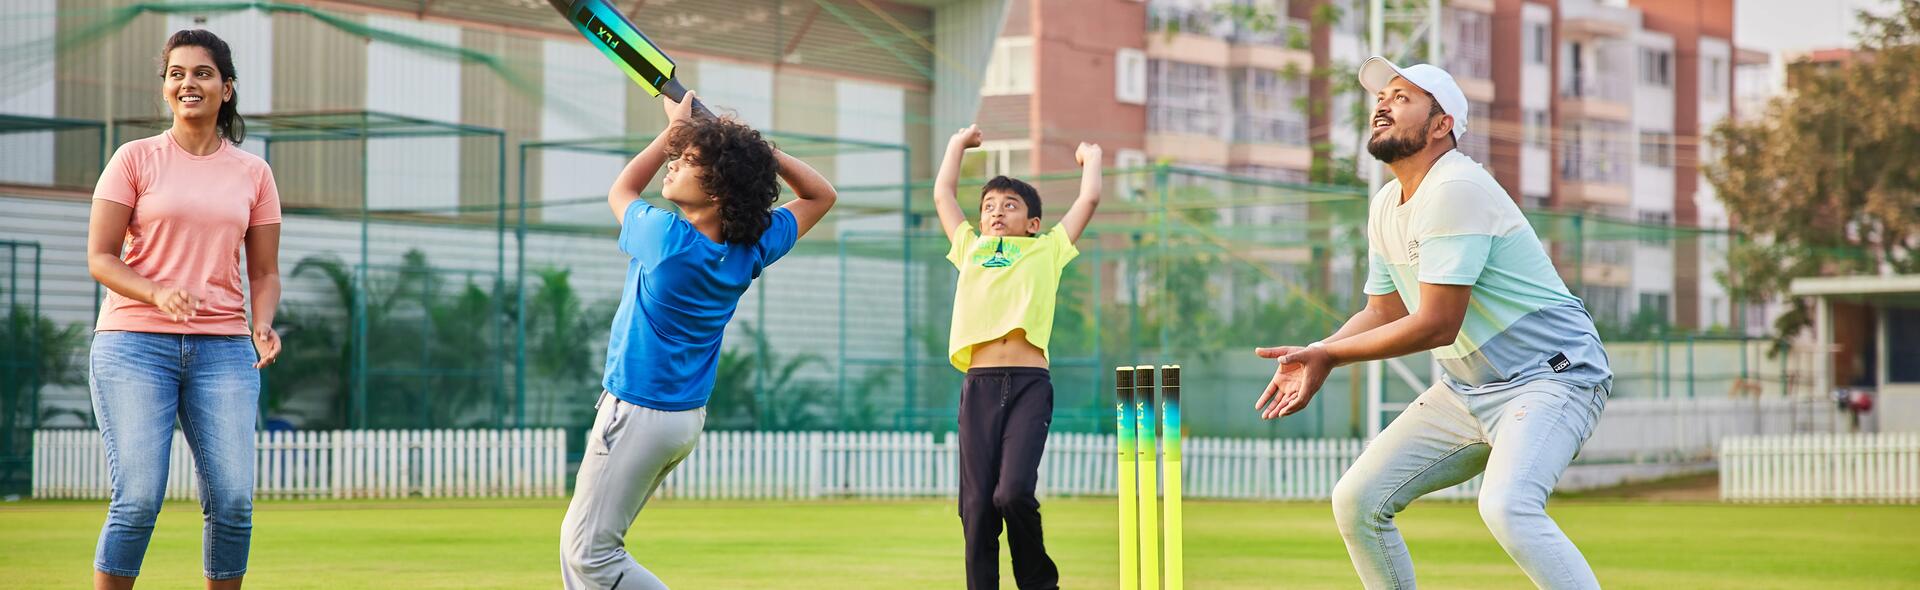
667, 117, 780, 244
161, 29, 246, 145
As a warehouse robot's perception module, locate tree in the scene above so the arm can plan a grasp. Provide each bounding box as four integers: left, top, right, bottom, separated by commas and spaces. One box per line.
1704, 0, 1920, 347
708, 322, 833, 431
523, 268, 612, 427
270, 249, 512, 429
0, 303, 87, 494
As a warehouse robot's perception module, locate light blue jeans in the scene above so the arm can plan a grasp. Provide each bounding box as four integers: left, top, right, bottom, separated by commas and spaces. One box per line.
1332, 378, 1608, 589
89, 331, 260, 581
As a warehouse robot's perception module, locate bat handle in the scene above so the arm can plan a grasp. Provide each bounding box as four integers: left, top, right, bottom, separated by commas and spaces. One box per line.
660, 79, 715, 120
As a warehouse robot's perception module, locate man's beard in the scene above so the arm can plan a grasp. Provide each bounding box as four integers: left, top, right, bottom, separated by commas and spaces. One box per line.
1367, 116, 1433, 163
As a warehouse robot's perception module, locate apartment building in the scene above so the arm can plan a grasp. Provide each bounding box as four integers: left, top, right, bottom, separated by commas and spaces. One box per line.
976, 0, 1756, 333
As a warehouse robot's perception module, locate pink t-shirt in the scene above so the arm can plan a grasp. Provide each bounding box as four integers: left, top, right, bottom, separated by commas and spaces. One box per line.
92, 131, 281, 335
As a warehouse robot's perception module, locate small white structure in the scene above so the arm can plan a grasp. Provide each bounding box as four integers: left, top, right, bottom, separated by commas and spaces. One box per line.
1789, 274, 1920, 432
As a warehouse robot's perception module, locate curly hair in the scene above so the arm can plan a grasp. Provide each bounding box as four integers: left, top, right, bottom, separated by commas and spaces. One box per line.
667, 117, 780, 244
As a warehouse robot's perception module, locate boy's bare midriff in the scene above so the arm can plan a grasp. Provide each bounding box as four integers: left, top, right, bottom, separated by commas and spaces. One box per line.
967, 328, 1049, 369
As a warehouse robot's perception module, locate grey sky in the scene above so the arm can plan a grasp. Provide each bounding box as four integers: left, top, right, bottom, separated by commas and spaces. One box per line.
1736, 0, 1894, 54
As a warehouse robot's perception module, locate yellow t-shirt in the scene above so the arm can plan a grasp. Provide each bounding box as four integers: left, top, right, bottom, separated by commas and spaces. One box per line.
945, 222, 1080, 372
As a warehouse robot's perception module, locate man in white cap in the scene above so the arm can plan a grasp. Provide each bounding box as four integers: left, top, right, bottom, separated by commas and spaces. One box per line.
1251, 57, 1612, 589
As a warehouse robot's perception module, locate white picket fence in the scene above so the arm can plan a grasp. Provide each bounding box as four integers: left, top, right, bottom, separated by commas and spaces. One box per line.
33, 429, 567, 500
37, 401, 1868, 503
1582, 397, 1846, 463
654, 432, 1474, 501
1720, 433, 1920, 503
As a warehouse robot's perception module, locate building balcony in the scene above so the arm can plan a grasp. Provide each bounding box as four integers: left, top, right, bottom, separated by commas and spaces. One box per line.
1562, 15, 1632, 40
1447, 50, 1493, 99
1225, 14, 1310, 49
1148, 5, 1310, 70
1451, 0, 1496, 12
1457, 76, 1495, 103
1148, 31, 1231, 67
1231, 116, 1307, 146
1559, 75, 1632, 121
1559, 96, 1631, 122
1560, 1, 1637, 40
1227, 142, 1312, 171
1562, 263, 1632, 288
1226, 39, 1314, 72
1147, 133, 1231, 167
1558, 180, 1632, 208
1443, 6, 1494, 87
1560, 72, 1632, 103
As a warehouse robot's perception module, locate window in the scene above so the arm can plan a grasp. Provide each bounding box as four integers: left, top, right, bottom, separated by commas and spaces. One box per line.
982, 37, 1034, 96
1639, 47, 1672, 87
1527, 23, 1549, 65
1566, 41, 1587, 96
1231, 67, 1307, 145
1458, 100, 1492, 162
1561, 120, 1629, 184
1149, 60, 1228, 137
1704, 56, 1726, 98
1116, 48, 1148, 105
1114, 149, 1150, 201
1447, 9, 1492, 79
1525, 109, 1550, 147
1637, 292, 1672, 323
1584, 286, 1627, 327
1637, 209, 1673, 244
1890, 308, 1920, 383
1639, 130, 1673, 168
960, 139, 1032, 178
1230, 165, 1309, 184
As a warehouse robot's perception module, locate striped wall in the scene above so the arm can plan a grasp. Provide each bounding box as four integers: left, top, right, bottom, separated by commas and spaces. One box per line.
700, 60, 776, 128
1, 0, 59, 185
365, 15, 463, 213
835, 78, 908, 219
538, 38, 628, 226
54, 0, 165, 188
460, 29, 541, 222
269, 9, 367, 210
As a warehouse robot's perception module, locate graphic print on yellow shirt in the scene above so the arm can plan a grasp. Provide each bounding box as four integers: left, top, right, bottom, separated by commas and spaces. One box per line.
945, 222, 1079, 372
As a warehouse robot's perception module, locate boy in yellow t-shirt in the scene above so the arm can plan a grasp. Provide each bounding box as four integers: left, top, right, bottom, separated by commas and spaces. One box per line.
934, 124, 1102, 590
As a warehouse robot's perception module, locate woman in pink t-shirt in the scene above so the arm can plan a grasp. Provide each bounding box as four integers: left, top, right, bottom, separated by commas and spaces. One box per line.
84, 29, 281, 590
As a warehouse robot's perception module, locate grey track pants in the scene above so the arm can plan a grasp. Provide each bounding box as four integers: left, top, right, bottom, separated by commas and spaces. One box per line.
560, 392, 706, 590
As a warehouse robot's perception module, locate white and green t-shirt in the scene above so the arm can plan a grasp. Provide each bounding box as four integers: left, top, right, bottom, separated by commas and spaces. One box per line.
1366, 150, 1611, 394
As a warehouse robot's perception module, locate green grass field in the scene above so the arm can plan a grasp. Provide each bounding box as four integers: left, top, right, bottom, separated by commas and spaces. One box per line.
3, 497, 1916, 589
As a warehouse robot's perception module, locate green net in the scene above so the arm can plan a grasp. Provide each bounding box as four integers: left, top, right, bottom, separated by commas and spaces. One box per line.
105, 112, 516, 431
0, 1, 1828, 450
0, 241, 44, 495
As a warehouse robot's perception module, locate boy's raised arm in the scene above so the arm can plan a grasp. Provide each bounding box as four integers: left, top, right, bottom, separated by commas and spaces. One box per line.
934, 125, 981, 241
1057, 142, 1103, 243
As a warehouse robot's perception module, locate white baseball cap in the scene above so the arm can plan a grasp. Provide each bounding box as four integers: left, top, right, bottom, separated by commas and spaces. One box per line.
1357, 56, 1469, 140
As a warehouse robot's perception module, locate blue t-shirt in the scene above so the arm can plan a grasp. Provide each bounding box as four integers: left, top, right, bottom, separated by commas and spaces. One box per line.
1366, 150, 1611, 395
603, 200, 799, 410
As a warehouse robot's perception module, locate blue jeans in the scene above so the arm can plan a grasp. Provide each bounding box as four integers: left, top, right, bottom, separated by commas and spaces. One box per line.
89, 331, 260, 580
1332, 378, 1609, 590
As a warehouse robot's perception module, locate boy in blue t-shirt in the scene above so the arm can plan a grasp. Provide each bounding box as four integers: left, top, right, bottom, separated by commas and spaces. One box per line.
559, 91, 837, 590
